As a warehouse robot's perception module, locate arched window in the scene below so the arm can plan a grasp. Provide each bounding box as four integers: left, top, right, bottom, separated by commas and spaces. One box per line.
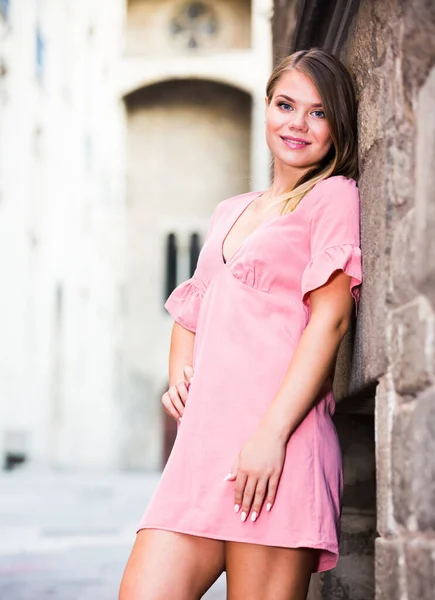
165, 233, 178, 301
189, 232, 201, 277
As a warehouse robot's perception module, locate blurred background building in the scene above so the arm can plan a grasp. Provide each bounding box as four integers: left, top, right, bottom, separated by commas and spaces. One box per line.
0, 0, 273, 472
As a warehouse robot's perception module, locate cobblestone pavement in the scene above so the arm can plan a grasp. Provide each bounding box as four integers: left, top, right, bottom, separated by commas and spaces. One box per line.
0, 469, 226, 600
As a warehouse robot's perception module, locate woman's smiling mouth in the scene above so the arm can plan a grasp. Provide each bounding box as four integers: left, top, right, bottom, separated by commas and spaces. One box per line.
280, 136, 311, 150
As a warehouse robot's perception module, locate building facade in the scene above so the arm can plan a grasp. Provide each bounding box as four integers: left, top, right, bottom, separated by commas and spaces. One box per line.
272, 1, 435, 599
0, 0, 273, 471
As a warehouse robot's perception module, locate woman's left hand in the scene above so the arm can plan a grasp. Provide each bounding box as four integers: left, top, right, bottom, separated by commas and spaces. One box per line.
224, 426, 287, 523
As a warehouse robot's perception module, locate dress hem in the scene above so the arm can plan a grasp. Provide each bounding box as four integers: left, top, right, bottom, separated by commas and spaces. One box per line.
136, 523, 338, 573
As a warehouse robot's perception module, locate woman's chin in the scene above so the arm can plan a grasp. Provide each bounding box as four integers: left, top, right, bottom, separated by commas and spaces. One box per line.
275, 154, 316, 170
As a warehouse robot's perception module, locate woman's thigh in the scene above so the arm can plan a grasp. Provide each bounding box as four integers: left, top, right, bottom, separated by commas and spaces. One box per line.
119, 528, 225, 600
225, 542, 317, 600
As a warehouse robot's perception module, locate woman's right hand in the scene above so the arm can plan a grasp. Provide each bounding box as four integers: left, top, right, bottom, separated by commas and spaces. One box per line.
161, 365, 194, 423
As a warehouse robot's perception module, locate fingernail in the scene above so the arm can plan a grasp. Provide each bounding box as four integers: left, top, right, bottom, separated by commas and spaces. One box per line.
241, 511, 247, 522
234, 504, 240, 513
223, 473, 232, 481
178, 417, 182, 424
266, 502, 272, 511
251, 511, 258, 522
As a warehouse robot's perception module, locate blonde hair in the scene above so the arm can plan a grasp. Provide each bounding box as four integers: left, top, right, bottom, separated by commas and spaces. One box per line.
266, 48, 358, 215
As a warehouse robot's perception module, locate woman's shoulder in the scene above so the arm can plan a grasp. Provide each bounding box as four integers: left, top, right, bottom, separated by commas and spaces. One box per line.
212, 190, 261, 220
312, 174, 358, 199
306, 175, 359, 213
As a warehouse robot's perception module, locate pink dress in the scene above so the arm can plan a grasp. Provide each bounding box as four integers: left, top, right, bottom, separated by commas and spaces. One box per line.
138, 175, 362, 573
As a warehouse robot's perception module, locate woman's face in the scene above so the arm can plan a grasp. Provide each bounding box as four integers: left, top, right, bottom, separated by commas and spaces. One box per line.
265, 69, 333, 171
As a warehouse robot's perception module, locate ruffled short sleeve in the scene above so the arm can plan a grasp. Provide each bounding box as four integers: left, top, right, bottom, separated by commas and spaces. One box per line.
301, 176, 362, 314
164, 276, 202, 333
164, 203, 222, 333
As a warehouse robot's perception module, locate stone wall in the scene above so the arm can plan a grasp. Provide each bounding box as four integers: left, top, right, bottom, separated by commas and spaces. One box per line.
272, 0, 435, 598
346, 2, 435, 598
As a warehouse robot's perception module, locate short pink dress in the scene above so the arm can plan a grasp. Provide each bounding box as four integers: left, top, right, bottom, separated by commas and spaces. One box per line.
138, 175, 362, 573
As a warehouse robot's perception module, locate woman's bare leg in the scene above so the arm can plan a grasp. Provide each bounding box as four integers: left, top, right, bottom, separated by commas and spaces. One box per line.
119, 529, 225, 600
225, 542, 317, 600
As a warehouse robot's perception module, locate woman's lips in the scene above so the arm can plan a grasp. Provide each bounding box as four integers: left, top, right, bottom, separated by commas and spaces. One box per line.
281, 136, 311, 150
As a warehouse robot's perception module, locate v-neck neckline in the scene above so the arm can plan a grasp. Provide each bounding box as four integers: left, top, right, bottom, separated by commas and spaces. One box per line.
221, 191, 285, 265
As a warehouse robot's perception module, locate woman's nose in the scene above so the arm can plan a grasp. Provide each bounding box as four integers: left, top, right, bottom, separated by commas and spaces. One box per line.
288, 111, 308, 131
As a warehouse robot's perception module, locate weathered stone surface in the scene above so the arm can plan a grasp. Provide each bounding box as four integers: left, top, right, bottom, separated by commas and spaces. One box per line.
412, 387, 435, 531
375, 537, 403, 600
375, 375, 397, 537
312, 513, 376, 600
346, 1, 384, 156
307, 575, 322, 600
391, 403, 415, 527
392, 387, 435, 531
402, 0, 435, 101
373, 0, 403, 29
405, 538, 435, 600
391, 298, 433, 396
350, 145, 389, 391
381, 38, 415, 219
389, 209, 418, 306
385, 119, 415, 216
415, 66, 435, 310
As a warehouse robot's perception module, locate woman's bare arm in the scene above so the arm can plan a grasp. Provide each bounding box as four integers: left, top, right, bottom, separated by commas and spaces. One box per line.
261, 270, 353, 442
168, 322, 196, 386
227, 271, 355, 520
161, 322, 196, 422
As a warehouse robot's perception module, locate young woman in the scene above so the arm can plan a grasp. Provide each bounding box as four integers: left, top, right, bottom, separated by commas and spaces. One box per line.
119, 48, 362, 600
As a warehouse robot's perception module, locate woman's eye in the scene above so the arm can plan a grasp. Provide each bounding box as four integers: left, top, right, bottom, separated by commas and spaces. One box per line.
312, 110, 325, 118
278, 102, 292, 111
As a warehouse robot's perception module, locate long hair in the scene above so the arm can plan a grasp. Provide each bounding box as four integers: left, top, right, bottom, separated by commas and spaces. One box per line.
266, 48, 358, 214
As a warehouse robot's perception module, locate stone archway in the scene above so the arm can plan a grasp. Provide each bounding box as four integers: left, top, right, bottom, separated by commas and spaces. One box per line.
122, 79, 252, 470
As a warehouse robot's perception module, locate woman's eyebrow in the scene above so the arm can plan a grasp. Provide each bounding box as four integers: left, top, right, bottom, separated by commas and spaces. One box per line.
276, 94, 323, 108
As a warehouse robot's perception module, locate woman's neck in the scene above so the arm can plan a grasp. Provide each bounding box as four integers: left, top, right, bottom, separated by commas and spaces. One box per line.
269, 160, 310, 196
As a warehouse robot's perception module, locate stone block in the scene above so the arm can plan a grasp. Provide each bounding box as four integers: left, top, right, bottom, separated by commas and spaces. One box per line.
391, 403, 414, 527
392, 387, 435, 531
385, 129, 415, 215
375, 537, 403, 600
373, 0, 402, 29
382, 43, 416, 218
375, 374, 397, 537
402, 1, 435, 100
349, 145, 389, 392
389, 209, 417, 306
405, 538, 435, 600
412, 387, 435, 531
391, 298, 433, 396
415, 65, 435, 310
346, 1, 384, 151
